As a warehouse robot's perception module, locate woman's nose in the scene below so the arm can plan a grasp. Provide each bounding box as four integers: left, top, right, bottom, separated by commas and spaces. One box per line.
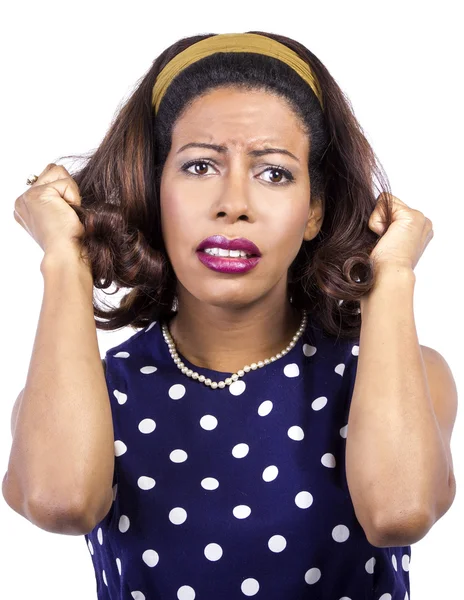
213, 166, 252, 221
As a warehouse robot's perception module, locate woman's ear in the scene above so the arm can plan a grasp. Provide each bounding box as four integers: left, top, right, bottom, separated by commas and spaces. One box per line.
303, 196, 324, 242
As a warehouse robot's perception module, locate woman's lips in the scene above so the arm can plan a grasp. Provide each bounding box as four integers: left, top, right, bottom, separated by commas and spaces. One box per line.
196, 250, 261, 274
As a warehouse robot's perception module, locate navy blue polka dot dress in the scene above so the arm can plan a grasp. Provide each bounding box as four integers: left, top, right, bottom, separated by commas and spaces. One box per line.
85, 314, 411, 599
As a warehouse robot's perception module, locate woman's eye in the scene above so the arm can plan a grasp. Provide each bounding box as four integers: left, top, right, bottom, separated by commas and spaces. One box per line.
260, 167, 294, 185
182, 160, 215, 176
181, 160, 294, 185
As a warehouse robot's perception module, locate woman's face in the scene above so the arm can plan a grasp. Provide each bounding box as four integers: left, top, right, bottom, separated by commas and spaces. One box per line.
160, 86, 323, 310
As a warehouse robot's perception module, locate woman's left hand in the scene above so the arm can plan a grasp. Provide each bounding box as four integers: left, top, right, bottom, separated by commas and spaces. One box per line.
368, 192, 434, 271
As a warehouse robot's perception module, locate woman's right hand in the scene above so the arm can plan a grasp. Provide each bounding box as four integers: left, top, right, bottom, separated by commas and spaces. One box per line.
14, 163, 86, 255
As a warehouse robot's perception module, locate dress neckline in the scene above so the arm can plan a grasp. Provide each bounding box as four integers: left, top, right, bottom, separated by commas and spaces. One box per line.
157, 316, 311, 380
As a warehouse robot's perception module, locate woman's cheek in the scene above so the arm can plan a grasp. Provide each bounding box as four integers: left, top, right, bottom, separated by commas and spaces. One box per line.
160, 192, 182, 247
162, 204, 198, 277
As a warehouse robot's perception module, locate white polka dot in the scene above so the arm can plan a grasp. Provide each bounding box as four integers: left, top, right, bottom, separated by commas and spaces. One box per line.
312, 396, 328, 411
392, 554, 398, 571
114, 390, 127, 405
262, 465, 279, 482
201, 477, 219, 490
116, 557, 121, 575
204, 543, 223, 561
365, 557, 376, 574
169, 507, 187, 525
303, 344, 316, 357
97, 527, 103, 545
233, 505, 251, 519
295, 491, 313, 509
169, 383, 186, 400
102, 569, 108, 586
170, 449, 188, 463
114, 440, 127, 456
119, 515, 130, 533
339, 597, 352, 600
177, 585, 196, 600
232, 443, 249, 458
87, 539, 94, 555
321, 453, 336, 468
140, 365, 157, 374
335, 363, 345, 376
229, 380, 246, 395
258, 400, 273, 416
112, 483, 118, 501
268, 535, 287, 552
131, 592, 146, 600
114, 351, 130, 358
138, 418, 156, 434
142, 549, 159, 567
145, 321, 156, 332
332, 524, 350, 542
288, 425, 304, 441
200, 415, 218, 430
402, 554, 410, 571
304, 567, 321, 584
378, 595, 392, 600
284, 363, 299, 377
241, 578, 259, 596
352, 345, 359, 356
340, 424, 348, 439
137, 476, 156, 490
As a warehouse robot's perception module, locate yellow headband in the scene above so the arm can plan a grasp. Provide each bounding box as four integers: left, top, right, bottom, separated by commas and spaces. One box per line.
151, 33, 324, 114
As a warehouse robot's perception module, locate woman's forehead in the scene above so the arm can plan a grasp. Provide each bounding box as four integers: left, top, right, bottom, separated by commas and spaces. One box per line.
171, 89, 309, 153
177, 87, 301, 121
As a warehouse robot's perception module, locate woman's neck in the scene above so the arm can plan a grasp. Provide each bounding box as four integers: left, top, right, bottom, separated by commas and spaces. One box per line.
166, 300, 304, 374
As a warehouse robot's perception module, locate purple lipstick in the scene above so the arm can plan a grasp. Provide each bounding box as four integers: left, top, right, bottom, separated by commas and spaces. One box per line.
196, 235, 261, 274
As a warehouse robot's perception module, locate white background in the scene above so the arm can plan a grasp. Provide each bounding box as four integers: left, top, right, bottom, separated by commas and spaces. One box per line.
1, 1, 462, 598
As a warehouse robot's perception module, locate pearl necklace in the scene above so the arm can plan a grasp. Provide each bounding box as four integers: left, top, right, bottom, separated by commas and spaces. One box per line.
161, 309, 308, 389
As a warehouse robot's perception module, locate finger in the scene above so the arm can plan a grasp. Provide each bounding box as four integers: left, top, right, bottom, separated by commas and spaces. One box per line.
381, 192, 409, 207
32, 164, 71, 187
25, 165, 82, 207
28, 163, 57, 187
424, 217, 433, 230
37, 166, 82, 206
28, 164, 75, 195
27, 177, 83, 207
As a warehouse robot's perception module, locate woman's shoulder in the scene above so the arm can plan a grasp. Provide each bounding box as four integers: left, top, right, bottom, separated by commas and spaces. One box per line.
102, 320, 171, 379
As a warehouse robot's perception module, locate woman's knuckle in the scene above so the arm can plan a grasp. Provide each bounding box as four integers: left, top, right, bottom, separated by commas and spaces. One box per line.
15, 193, 26, 210
41, 184, 56, 195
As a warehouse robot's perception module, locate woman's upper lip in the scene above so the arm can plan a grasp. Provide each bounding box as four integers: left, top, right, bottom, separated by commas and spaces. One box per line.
197, 235, 261, 256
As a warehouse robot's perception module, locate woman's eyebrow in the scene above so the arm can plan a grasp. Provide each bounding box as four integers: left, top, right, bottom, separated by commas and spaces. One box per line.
176, 142, 300, 163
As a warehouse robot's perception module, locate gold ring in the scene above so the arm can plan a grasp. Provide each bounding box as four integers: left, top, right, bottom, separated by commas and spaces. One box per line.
26, 174, 39, 186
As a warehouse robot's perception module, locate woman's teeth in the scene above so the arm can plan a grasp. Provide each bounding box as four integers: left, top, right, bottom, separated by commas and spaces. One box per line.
203, 248, 252, 258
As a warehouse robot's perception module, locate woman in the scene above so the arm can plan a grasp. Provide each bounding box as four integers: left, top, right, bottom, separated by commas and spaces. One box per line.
6, 31, 456, 600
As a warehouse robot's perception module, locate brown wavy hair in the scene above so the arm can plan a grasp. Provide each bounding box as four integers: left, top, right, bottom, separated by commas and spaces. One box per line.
57, 31, 394, 340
